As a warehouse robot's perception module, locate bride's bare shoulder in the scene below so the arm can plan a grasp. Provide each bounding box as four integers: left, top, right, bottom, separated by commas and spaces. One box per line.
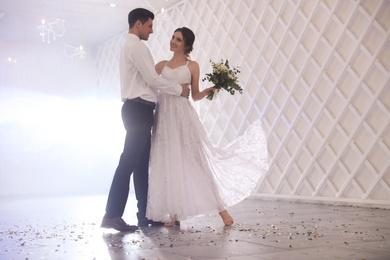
156, 60, 168, 67
187, 60, 199, 70
155, 60, 168, 75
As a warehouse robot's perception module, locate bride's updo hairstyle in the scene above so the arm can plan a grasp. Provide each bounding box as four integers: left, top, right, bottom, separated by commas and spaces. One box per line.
175, 27, 195, 57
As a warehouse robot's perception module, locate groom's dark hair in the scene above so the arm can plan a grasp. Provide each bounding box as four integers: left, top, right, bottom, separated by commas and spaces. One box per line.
128, 8, 154, 29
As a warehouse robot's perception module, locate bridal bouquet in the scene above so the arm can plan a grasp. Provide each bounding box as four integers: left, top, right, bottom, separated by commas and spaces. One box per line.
202, 59, 243, 100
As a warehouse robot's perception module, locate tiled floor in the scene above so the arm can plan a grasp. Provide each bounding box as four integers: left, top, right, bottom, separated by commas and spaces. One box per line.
0, 195, 389, 259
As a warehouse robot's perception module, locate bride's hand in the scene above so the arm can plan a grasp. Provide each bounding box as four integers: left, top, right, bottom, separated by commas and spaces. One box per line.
203, 87, 216, 96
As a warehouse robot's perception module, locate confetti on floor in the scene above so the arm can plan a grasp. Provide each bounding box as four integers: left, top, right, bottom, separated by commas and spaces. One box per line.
0, 196, 389, 259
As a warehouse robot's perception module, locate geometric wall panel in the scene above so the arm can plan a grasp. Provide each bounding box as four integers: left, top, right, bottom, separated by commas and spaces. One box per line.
96, 0, 390, 207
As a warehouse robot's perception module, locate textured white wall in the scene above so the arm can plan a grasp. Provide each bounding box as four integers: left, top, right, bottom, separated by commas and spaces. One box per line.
96, 0, 390, 207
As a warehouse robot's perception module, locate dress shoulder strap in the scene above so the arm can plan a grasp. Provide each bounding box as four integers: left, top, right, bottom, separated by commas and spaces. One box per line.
186, 60, 190, 66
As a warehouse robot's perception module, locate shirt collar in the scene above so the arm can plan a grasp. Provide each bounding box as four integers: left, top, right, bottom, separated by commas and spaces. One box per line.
127, 33, 141, 41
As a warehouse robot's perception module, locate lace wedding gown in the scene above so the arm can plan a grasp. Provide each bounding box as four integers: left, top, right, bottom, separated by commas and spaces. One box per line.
146, 62, 268, 223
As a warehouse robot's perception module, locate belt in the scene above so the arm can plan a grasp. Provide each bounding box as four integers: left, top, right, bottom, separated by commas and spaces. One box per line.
128, 97, 156, 109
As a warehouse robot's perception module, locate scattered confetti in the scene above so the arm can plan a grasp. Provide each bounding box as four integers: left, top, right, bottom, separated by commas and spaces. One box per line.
0, 198, 389, 259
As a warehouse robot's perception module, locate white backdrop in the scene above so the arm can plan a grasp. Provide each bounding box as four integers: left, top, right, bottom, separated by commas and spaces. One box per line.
96, 0, 390, 207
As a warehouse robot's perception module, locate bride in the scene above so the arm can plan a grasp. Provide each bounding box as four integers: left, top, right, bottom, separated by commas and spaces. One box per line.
146, 27, 268, 227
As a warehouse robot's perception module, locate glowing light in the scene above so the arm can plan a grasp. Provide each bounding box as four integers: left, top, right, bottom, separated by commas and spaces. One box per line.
0, 88, 126, 197
0, 88, 124, 163
7, 57, 16, 64
37, 18, 65, 43
63, 44, 87, 59
109, 3, 116, 7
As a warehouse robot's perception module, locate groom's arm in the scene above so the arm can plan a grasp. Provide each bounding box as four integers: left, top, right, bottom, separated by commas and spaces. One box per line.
131, 42, 189, 97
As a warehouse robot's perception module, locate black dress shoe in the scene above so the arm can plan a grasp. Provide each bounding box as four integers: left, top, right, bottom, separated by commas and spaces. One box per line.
101, 217, 138, 232
137, 219, 164, 227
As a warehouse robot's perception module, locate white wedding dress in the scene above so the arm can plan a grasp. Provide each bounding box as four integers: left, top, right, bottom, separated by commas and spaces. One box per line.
146, 62, 269, 223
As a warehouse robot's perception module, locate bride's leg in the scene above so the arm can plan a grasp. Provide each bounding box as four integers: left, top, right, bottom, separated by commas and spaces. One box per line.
219, 210, 234, 226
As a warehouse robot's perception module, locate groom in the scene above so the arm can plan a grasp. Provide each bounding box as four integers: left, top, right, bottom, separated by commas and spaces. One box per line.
101, 8, 190, 231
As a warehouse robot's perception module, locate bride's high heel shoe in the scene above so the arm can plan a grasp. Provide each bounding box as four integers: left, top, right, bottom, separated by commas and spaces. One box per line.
219, 210, 234, 226
164, 220, 180, 227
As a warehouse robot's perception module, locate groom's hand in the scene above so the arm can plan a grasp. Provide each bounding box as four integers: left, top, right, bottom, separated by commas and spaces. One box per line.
180, 84, 190, 99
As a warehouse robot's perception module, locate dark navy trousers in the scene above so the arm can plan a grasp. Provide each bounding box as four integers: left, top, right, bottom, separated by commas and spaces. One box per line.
104, 99, 154, 220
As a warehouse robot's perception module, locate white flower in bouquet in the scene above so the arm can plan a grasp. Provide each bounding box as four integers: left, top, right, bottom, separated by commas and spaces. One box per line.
202, 59, 243, 100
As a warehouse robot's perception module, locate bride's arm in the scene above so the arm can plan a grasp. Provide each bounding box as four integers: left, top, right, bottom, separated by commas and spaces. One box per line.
189, 61, 215, 101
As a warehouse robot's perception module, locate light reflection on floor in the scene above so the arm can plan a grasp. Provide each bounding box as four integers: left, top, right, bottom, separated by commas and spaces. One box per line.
1, 195, 390, 260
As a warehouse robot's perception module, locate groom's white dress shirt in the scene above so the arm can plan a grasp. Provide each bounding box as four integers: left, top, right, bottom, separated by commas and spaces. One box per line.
119, 33, 182, 103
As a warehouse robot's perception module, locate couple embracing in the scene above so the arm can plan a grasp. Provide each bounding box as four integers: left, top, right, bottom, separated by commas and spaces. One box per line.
101, 8, 268, 232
